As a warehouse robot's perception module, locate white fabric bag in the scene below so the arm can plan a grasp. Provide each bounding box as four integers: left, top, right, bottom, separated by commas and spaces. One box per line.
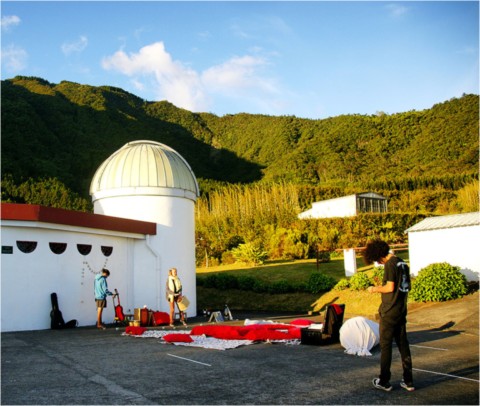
177, 295, 190, 311
340, 316, 380, 356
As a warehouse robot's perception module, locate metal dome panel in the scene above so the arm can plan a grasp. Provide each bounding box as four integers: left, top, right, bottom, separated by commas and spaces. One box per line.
90, 141, 199, 199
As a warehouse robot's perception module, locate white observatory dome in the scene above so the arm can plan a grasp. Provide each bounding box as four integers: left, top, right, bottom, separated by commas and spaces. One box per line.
89, 140, 199, 315
90, 140, 199, 202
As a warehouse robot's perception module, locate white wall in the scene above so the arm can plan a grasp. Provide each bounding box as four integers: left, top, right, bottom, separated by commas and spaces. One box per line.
299, 195, 357, 219
1, 224, 137, 331
93, 194, 197, 317
343, 248, 357, 277
408, 225, 480, 281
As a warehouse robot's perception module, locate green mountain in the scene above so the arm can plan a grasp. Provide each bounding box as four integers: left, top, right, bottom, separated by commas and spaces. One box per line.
2, 76, 478, 199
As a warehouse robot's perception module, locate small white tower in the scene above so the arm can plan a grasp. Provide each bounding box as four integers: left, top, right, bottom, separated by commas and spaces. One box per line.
90, 140, 199, 315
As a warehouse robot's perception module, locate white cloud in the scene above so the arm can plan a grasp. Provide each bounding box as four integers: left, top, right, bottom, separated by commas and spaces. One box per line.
202, 55, 272, 93
1, 44, 27, 72
1, 15, 21, 31
231, 23, 251, 39
61, 36, 88, 56
101, 41, 281, 113
131, 78, 145, 91
386, 3, 409, 18
197, 31, 211, 40
102, 42, 207, 111
456, 45, 477, 56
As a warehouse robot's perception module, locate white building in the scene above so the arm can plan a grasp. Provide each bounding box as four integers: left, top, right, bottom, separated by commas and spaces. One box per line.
1, 140, 199, 332
298, 192, 387, 219
406, 212, 480, 281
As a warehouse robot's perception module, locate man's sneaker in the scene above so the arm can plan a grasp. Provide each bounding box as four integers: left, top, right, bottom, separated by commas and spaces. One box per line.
400, 380, 415, 392
372, 378, 393, 392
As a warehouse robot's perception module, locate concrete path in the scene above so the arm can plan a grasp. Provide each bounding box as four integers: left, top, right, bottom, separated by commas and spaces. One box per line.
2, 292, 478, 405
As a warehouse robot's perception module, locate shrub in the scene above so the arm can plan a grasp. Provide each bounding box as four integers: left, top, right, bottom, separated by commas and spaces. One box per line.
333, 278, 350, 291
203, 274, 218, 288
349, 272, 371, 291
252, 279, 268, 293
410, 262, 468, 302
237, 275, 256, 291
199, 273, 311, 294
371, 266, 385, 286
306, 272, 336, 294
221, 250, 236, 265
268, 280, 295, 294
330, 251, 342, 259
232, 242, 268, 266
214, 273, 239, 290
317, 250, 331, 263
291, 281, 308, 292
226, 235, 245, 250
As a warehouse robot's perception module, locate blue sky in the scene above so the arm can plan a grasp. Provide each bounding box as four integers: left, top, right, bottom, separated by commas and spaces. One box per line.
1, 1, 478, 119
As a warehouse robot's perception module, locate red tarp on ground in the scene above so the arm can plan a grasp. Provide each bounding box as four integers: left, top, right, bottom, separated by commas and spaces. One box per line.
189, 321, 309, 341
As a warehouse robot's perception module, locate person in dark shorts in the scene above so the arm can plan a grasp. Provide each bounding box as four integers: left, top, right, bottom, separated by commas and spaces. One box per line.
94, 268, 114, 330
363, 239, 415, 392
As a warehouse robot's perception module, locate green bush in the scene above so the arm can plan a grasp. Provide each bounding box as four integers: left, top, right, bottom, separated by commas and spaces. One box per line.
410, 262, 468, 302
232, 242, 268, 265
317, 250, 331, 263
214, 273, 239, 290
349, 272, 371, 291
291, 281, 308, 292
199, 273, 309, 294
268, 280, 295, 294
306, 272, 336, 294
333, 278, 350, 291
237, 275, 256, 291
221, 250, 236, 265
203, 274, 218, 288
371, 266, 385, 286
252, 279, 268, 293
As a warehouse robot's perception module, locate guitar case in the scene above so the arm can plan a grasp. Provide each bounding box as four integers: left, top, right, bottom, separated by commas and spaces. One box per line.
50, 293, 78, 329
113, 289, 125, 322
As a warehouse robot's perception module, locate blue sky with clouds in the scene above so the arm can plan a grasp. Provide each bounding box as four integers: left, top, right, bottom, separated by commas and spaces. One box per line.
1, 1, 478, 119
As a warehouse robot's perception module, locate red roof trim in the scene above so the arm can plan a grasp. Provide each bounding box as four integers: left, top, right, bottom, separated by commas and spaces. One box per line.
1, 203, 156, 235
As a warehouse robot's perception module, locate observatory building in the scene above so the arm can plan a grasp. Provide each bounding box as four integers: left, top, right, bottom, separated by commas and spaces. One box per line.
1, 141, 199, 332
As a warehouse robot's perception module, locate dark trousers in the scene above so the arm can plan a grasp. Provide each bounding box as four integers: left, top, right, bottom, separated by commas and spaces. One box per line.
379, 317, 413, 385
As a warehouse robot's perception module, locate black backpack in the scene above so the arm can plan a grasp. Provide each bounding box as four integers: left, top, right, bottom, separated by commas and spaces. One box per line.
397, 261, 411, 293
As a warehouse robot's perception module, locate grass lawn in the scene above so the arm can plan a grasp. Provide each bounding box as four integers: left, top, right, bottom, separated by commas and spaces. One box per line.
197, 257, 371, 284
196, 252, 409, 316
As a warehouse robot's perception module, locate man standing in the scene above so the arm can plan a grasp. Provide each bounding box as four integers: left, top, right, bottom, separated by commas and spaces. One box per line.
94, 268, 114, 330
363, 239, 415, 392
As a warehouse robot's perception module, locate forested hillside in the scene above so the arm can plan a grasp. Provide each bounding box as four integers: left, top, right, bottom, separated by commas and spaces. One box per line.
2, 76, 478, 200
2, 76, 478, 264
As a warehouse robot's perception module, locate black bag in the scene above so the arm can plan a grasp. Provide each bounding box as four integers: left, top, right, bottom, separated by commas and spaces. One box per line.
50, 293, 77, 329
397, 261, 411, 293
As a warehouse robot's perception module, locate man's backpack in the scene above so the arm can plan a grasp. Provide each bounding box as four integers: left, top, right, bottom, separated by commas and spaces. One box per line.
397, 261, 411, 293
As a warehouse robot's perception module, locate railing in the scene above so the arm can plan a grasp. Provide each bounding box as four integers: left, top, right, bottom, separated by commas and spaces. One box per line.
333, 243, 409, 253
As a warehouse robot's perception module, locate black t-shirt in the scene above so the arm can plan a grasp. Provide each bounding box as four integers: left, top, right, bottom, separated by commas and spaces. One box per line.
380, 256, 408, 322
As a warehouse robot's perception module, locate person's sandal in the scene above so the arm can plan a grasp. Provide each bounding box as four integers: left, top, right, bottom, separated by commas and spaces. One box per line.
181, 321, 188, 327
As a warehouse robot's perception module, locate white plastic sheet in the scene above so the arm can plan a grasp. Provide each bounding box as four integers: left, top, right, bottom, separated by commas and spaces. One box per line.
340, 316, 380, 356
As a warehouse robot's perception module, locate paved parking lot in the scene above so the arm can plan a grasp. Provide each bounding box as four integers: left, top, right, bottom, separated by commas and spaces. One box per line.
2, 312, 478, 405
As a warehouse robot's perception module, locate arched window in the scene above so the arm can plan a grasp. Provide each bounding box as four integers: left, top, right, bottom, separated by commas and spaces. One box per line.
16, 241, 38, 254
49, 242, 67, 255
77, 244, 92, 256
101, 246, 113, 257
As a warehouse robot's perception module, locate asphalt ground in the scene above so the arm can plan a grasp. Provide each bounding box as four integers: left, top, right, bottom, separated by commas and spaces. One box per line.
2, 293, 479, 405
